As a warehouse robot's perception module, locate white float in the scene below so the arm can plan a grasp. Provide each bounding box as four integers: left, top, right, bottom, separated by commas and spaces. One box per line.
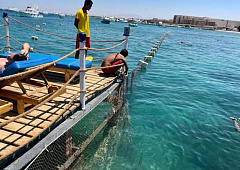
31, 36, 38, 40
144, 56, 153, 61
138, 60, 148, 67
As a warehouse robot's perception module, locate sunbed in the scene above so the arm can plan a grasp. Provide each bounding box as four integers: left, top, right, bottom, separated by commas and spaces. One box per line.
0, 53, 93, 81
0, 53, 92, 114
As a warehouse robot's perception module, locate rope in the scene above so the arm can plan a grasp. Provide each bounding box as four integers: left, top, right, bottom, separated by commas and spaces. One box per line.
0, 47, 5, 52
92, 59, 103, 62
8, 16, 125, 43
88, 40, 126, 51
86, 63, 124, 71
0, 35, 6, 40
9, 36, 22, 46
91, 39, 125, 43
8, 16, 75, 40
9, 36, 39, 53
9, 46, 19, 51
8, 34, 125, 53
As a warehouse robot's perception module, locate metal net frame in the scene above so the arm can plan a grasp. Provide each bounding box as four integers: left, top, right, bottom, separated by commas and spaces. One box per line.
23, 83, 126, 170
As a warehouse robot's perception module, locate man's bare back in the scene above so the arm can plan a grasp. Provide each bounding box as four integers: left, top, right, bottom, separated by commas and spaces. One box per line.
101, 53, 124, 66
101, 50, 128, 75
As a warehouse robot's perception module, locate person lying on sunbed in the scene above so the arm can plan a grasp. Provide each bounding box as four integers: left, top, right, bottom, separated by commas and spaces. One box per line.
0, 43, 30, 72
101, 49, 128, 76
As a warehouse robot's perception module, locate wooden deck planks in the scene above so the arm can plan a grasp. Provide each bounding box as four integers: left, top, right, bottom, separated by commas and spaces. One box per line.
0, 130, 31, 146
0, 143, 17, 159
4, 117, 51, 129
0, 121, 43, 137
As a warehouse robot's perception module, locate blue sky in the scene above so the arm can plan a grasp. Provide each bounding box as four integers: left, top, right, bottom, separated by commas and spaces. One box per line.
1, 0, 239, 20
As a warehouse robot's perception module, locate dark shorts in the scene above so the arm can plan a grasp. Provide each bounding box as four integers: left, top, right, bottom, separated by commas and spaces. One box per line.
76, 35, 90, 49
13, 53, 28, 61
102, 60, 122, 74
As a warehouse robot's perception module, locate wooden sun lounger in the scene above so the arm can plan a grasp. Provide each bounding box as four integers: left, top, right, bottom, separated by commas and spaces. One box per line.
0, 80, 65, 114
0, 63, 66, 114
49, 67, 77, 82
0, 99, 13, 115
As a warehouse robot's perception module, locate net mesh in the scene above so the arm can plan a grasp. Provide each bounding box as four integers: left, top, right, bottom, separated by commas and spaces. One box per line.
24, 85, 125, 170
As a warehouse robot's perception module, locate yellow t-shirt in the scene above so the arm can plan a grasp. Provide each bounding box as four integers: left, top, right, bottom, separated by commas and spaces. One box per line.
75, 8, 90, 37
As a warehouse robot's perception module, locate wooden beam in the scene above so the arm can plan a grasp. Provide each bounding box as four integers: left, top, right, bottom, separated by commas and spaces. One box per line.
0, 99, 13, 115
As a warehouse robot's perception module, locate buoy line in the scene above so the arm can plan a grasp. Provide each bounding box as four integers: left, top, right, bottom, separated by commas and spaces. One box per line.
130, 32, 170, 88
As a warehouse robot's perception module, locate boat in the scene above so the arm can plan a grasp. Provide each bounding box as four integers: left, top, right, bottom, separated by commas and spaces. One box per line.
19, 5, 43, 18
59, 13, 65, 18
0, 13, 131, 169
129, 23, 138, 27
162, 24, 168, 28
7, 7, 19, 12
40, 11, 49, 15
157, 22, 163, 26
101, 17, 110, 24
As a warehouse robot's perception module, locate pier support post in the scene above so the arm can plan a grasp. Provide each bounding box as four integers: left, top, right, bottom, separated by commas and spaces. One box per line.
123, 27, 130, 50
78, 33, 86, 110
64, 129, 73, 158
3, 12, 11, 53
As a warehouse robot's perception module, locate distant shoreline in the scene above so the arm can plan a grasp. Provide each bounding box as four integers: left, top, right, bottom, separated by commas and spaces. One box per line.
216, 30, 240, 34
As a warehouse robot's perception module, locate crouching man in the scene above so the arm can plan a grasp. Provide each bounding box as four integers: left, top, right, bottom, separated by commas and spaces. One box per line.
101, 49, 128, 76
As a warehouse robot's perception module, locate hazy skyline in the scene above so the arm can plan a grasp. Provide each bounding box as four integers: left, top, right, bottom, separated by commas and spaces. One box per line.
1, 0, 240, 21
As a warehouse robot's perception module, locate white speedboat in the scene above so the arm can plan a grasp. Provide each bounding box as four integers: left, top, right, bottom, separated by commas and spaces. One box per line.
19, 5, 43, 18
129, 23, 138, 27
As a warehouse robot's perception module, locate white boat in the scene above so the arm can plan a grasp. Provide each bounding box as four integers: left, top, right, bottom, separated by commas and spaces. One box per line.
40, 11, 49, 15
101, 17, 110, 24
162, 24, 168, 28
59, 14, 66, 18
129, 23, 138, 27
19, 5, 43, 18
8, 7, 19, 12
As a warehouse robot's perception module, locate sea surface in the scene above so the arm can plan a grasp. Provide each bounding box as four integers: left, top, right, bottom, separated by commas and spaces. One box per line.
1, 10, 240, 170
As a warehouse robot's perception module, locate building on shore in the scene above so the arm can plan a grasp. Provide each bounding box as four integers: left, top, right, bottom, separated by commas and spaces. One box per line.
173, 15, 240, 30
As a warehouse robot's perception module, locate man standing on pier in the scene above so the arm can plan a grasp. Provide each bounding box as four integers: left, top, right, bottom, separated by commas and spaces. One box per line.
74, 0, 93, 59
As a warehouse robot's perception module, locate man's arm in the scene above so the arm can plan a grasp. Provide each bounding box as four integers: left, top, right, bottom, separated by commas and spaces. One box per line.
74, 18, 79, 29
121, 59, 128, 73
115, 55, 128, 73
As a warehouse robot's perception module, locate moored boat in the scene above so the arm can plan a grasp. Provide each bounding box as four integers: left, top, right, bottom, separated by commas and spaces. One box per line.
59, 13, 65, 18
19, 5, 43, 18
129, 23, 138, 27
101, 17, 110, 24
7, 7, 19, 12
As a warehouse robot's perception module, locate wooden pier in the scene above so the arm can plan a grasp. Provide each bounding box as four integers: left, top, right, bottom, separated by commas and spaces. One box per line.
0, 14, 131, 168
0, 69, 120, 168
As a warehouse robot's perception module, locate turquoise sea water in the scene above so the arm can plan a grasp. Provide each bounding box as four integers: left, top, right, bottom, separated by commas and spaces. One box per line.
1, 11, 240, 170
